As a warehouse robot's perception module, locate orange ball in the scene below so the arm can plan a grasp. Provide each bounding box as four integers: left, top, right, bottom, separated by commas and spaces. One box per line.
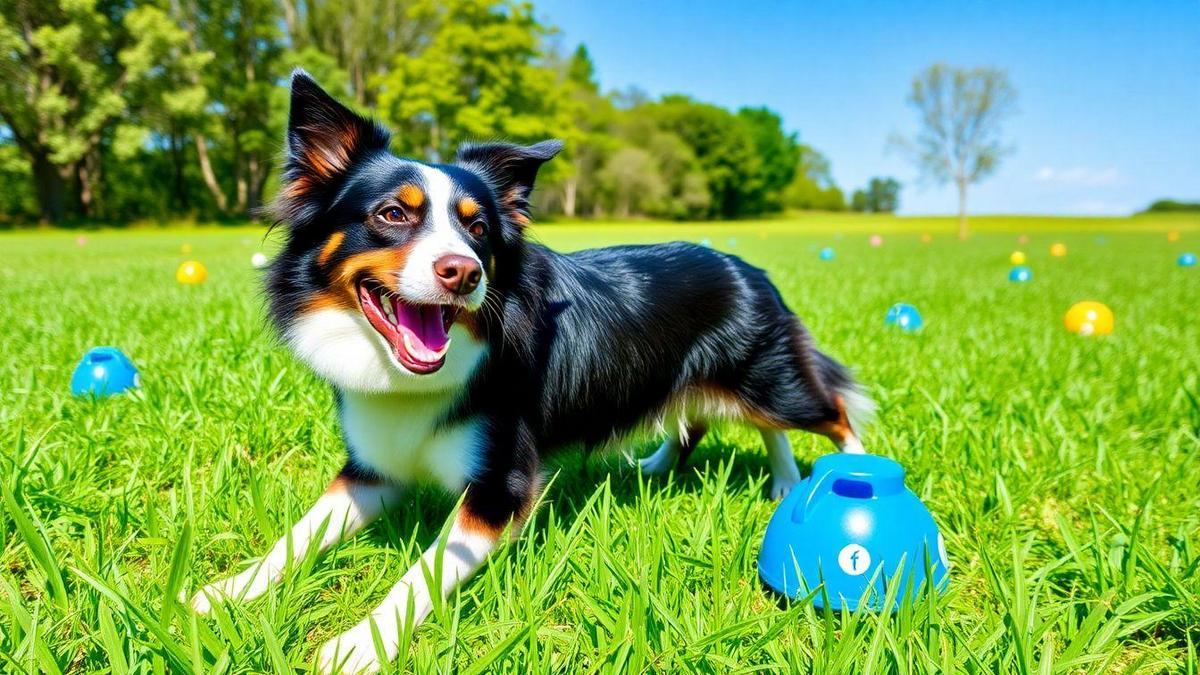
1050, 243, 1067, 257
1064, 301, 1113, 336
920, 233, 933, 243
176, 260, 208, 284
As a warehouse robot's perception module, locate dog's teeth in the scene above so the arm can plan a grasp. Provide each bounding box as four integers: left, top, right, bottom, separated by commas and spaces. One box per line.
402, 332, 417, 355
380, 295, 397, 322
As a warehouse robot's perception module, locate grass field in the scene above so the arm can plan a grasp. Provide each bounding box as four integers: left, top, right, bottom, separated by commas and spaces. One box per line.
1, 213, 1199, 673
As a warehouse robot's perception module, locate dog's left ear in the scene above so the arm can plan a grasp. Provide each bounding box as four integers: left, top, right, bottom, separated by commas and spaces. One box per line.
456, 140, 562, 225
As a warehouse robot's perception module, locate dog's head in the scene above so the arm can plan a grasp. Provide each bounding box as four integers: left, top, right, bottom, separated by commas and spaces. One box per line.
267, 71, 559, 393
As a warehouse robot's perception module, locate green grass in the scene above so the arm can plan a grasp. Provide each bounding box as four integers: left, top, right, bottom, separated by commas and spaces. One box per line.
1, 214, 1199, 673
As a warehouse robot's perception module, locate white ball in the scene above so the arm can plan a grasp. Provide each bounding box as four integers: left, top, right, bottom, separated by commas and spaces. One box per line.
251, 252, 269, 268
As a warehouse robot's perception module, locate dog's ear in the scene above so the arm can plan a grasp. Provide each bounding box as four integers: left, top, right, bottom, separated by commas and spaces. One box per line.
276, 70, 390, 225
456, 140, 562, 226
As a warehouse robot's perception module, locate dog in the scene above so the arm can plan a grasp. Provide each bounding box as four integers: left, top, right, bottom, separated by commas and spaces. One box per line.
187, 71, 872, 674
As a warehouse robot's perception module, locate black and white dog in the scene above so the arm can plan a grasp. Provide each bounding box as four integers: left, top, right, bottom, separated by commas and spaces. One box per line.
188, 72, 871, 673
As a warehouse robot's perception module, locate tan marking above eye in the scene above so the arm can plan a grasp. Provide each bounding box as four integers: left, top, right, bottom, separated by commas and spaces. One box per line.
457, 197, 480, 219
397, 184, 425, 209
318, 231, 346, 266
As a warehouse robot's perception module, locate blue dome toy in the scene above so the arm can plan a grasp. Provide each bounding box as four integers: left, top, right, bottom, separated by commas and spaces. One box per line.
758, 453, 950, 610
71, 347, 140, 397
819, 247, 835, 261
1008, 265, 1033, 282
1179, 252, 1197, 267
885, 303, 923, 332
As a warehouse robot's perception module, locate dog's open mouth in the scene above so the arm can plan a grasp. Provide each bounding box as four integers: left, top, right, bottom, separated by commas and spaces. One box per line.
358, 283, 460, 374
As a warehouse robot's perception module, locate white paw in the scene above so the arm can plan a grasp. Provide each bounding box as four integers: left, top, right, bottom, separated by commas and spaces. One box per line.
769, 475, 801, 500
318, 625, 383, 674
186, 580, 234, 615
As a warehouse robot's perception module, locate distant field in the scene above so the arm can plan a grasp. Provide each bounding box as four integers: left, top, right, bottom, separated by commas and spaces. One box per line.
1, 213, 1198, 672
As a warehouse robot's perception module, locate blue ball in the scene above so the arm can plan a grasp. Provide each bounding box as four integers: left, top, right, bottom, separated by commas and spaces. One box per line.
1008, 265, 1033, 282
71, 347, 139, 397
1179, 252, 1197, 267
885, 303, 923, 332
699, 238, 712, 248
819, 247, 835, 261
758, 453, 950, 610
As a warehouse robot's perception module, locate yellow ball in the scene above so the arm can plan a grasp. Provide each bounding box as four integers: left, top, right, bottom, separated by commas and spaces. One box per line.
921, 233, 933, 243
1167, 230, 1180, 242
1010, 251, 1026, 265
1064, 301, 1113, 336
1050, 243, 1067, 257
176, 260, 208, 285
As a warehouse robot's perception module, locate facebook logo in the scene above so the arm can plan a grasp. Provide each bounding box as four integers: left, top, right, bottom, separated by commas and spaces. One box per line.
838, 544, 871, 576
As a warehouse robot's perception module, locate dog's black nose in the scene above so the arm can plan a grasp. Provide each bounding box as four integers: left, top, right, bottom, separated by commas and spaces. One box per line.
434, 254, 482, 295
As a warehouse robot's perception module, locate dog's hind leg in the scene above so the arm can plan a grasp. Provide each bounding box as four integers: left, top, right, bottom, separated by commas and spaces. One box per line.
806, 394, 868, 455
188, 465, 400, 614
637, 422, 708, 475
759, 428, 803, 499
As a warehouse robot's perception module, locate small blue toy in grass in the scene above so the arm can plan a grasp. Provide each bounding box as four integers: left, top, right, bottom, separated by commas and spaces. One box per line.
758, 453, 950, 610
1008, 265, 1033, 283
71, 347, 139, 397
819, 247, 835, 261
885, 303, 923, 332
1179, 252, 1197, 267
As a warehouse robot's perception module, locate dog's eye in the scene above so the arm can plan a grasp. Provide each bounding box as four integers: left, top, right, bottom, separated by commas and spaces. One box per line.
380, 207, 407, 224
468, 221, 486, 238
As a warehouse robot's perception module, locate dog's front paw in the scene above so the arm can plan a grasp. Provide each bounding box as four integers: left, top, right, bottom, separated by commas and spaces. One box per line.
185, 579, 235, 615
769, 474, 801, 500
318, 624, 384, 674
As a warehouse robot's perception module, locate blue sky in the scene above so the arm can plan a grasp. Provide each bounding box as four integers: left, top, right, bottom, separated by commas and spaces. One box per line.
536, 0, 1199, 215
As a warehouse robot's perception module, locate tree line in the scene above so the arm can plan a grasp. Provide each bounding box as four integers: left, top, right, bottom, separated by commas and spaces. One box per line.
0, 0, 900, 225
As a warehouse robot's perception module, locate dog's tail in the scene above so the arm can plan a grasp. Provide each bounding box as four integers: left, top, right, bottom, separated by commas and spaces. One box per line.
813, 350, 876, 437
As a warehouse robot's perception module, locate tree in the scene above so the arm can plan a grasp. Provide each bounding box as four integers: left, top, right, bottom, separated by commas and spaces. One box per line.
0, 0, 181, 222
850, 177, 901, 213
280, 0, 429, 107
647, 96, 761, 219
736, 107, 799, 213
374, 0, 572, 163
893, 63, 1016, 238
548, 44, 618, 218
783, 144, 846, 211
599, 146, 665, 218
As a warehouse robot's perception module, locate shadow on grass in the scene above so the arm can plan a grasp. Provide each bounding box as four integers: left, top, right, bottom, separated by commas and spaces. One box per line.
356, 430, 822, 559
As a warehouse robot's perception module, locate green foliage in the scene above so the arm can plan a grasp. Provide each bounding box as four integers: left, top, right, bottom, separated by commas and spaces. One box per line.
0, 0, 847, 225
784, 145, 847, 211
736, 107, 800, 214
1, 216, 1198, 670
375, 0, 572, 163
1144, 199, 1200, 213
850, 177, 902, 213
0, 0, 185, 221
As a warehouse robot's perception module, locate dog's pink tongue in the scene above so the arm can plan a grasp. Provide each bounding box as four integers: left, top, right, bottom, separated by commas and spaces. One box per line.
396, 304, 449, 360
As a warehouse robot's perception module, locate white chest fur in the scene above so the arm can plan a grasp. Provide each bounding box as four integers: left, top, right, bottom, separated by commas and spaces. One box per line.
339, 391, 482, 492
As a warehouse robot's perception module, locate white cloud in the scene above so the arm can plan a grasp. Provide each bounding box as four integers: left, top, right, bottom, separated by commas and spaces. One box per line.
1033, 166, 1121, 186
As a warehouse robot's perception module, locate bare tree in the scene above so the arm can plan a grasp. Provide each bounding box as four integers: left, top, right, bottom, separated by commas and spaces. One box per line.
893, 64, 1017, 239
